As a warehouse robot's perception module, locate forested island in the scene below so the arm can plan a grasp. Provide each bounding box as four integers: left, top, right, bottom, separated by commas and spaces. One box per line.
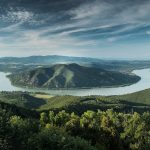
7, 64, 140, 89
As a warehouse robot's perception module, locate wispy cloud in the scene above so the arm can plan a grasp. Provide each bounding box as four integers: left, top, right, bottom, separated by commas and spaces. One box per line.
69, 1, 111, 20
0, 0, 150, 59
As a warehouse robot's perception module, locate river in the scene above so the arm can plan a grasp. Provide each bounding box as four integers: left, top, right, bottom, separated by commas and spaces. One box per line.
0, 68, 150, 96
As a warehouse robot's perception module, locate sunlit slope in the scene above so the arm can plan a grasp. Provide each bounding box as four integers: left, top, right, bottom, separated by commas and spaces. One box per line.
8, 63, 140, 88
113, 89, 150, 105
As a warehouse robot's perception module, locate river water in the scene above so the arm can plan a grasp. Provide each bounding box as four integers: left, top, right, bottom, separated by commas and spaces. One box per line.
0, 68, 150, 96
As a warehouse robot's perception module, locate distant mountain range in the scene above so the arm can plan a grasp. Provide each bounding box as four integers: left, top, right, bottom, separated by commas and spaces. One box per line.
8, 63, 140, 89
1, 55, 150, 73
0, 55, 101, 64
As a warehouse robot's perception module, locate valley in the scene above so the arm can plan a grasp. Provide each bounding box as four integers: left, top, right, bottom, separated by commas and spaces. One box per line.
1, 88, 150, 114
1, 81, 150, 150
0, 56, 150, 150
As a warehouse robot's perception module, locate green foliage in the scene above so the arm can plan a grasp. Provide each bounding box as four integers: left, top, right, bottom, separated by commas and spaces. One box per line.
0, 108, 97, 150
28, 127, 96, 150
39, 109, 150, 150
0, 100, 39, 118
1, 106, 150, 150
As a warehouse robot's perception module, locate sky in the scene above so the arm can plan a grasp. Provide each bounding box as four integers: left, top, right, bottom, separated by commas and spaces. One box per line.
0, 0, 150, 59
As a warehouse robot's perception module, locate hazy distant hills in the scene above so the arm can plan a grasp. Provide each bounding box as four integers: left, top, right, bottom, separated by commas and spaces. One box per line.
1, 55, 150, 73
8, 63, 140, 89
0, 55, 100, 64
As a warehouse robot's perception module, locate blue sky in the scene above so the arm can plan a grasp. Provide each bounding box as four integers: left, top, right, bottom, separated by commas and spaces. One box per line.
0, 0, 150, 59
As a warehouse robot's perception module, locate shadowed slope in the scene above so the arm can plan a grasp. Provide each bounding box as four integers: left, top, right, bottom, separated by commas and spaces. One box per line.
8, 63, 140, 89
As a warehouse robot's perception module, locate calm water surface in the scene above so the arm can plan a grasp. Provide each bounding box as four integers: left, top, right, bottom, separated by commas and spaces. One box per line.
0, 68, 150, 96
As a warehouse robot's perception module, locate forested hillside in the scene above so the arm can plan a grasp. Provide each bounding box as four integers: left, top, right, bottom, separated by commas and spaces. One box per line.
0, 107, 150, 150
0, 90, 150, 149
7, 63, 140, 89
0, 90, 150, 114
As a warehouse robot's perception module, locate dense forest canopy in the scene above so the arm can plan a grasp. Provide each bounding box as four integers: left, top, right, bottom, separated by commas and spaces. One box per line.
0, 107, 150, 150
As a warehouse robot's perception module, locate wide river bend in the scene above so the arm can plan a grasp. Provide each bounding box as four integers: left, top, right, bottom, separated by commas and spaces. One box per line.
0, 68, 150, 96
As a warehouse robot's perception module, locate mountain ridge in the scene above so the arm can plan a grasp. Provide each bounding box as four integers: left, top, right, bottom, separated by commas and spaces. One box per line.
8, 63, 140, 89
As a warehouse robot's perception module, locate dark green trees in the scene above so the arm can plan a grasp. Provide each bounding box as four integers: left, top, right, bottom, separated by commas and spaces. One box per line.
0, 108, 150, 150
40, 109, 150, 150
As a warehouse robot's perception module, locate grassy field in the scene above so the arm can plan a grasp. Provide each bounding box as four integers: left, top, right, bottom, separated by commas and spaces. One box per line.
38, 95, 81, 110
33, 93, 54, 99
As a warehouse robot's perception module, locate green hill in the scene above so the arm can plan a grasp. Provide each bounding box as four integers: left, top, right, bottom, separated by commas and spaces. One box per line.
112, 89, 150, 105
0, 91, 46, 109
1, 89, 150, 114
7, 63, 140, 89
0, 100, 39, 118
37, 94, 150, 114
